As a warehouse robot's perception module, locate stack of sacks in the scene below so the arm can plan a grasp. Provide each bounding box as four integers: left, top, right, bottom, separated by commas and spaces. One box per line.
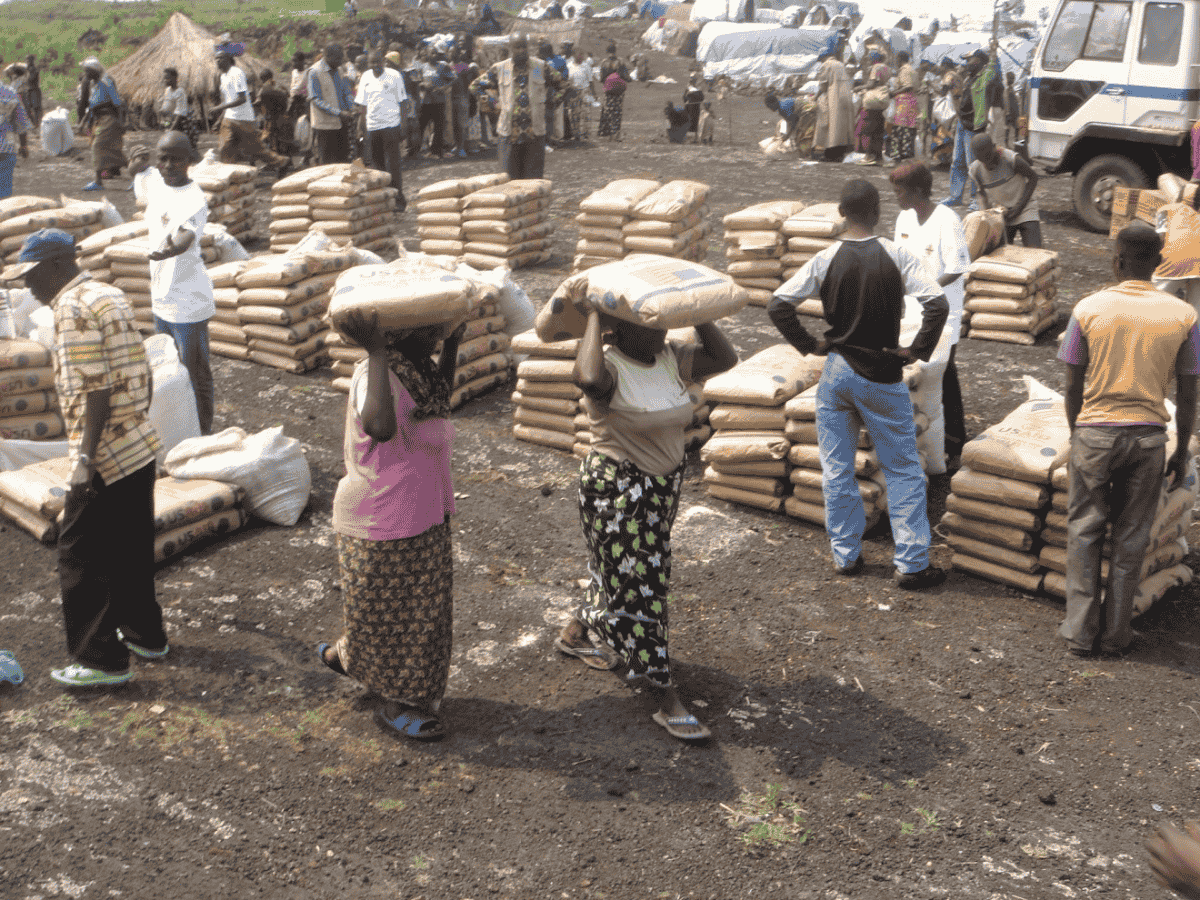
444, 288, 512, 408
0, 201, 109, 267
964, 246, 1059, 344
308, 169, 398, 255
186, 156, 258, 243
623, 180, 710, 265
0, 456, 247, 555
779, 203, 846, 315
510, 330, 582, 454
235, 248, 359, 373
939, 378, 1068, 592
701, 344, 822, 514
268, 165, 340, 252
328, 253, 485, 392
0, 338, 62, 441
461, 179, 554, 271
207, 260, 253, 360
782, 383, 888, 530
530, 253, 749, 453
722, 199, 808, 307
76, 220, 150, 284
573, 178, 661, 272
102, 234, 222, 336
1040, 459, 1197, 613
415, 173, 512, 258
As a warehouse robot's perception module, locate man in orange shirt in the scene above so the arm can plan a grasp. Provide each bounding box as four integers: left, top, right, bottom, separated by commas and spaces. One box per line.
1058, 223, 1199, 656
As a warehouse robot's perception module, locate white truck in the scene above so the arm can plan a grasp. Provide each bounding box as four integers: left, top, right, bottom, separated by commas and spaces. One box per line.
1027, 0, 1197, 231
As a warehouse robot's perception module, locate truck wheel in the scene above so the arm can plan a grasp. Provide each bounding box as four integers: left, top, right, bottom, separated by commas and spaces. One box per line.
1073, 155, 1149, 233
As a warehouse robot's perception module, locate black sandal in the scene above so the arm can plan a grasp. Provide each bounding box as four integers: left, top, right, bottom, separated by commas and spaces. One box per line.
316, 642, 347, 676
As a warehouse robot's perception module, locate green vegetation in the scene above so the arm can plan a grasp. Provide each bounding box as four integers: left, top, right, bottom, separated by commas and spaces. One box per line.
0, 0, 350, 111
726, 783, 813, 850
900, 806, 942, 836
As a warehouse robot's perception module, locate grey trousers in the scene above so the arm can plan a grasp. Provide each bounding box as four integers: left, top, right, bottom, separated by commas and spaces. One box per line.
1061, 424, 1167, 652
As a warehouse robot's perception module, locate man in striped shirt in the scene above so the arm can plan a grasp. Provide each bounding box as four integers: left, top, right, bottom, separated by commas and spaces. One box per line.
4, 229, 166, 688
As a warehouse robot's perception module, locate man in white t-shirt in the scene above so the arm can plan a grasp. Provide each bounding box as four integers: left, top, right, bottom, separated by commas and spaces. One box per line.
146, 132, 216, 435
890, 160, 971, 467
211, 51, 290, 171
355, 50, 408, 211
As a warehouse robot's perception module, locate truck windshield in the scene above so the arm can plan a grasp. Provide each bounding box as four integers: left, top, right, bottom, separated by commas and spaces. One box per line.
1043, 0, 1131, 71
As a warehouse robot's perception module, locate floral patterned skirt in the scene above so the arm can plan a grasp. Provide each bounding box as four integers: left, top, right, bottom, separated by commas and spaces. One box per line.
334, 521, 453, 709
575, 451, 684, 688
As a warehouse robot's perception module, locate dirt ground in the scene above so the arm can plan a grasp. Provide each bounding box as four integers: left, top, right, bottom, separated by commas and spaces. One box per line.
3, 21, 1200, 900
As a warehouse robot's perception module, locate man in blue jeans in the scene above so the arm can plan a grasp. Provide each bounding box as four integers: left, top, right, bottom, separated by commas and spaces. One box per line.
146, 131, 215, 434
943, 47, 999, 208
769, 180, 949, 588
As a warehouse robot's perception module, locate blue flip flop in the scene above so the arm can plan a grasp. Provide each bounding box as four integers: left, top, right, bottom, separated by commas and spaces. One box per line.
652, 710, 712, 743
375, 705, 445, 741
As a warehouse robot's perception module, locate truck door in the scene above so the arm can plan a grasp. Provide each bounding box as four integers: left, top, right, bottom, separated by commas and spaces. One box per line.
1029, 0, 1132, 163
1124, 2, 1195, 128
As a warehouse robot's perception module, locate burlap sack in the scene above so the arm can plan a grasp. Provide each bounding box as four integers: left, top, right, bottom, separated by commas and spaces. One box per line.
944, 493, 1041, 531
514, 422, 575, 451
968, 246, 1058, 283
631, 180, 709, 221
576, 212, 627, 229
700, 430, 791, 463
959, 378, 1069, 484
625, 210, 703, 237
580, 179, 662, 216
706, 482, 785, 512
1134, 563, 1193, 614
537, 255, 748, 341
418, 212, 464, 227
0, 455, 71, 515
709, 405, 787, 431
0, 339, 50, 371
328, 261, 477, 335
156, 507, 248, 564
945, 533, 1041, 573
961, 208, 1005, 260
952, 553, 1043, 592
703, 344, 822, 407
464, 179, 552, 209
418, 178, 469, 201
510, 330, 578, 358
0, 195, 59, 222
781, 203, 846, 238
940, 511, 1032, 551
722, 199, 808, 230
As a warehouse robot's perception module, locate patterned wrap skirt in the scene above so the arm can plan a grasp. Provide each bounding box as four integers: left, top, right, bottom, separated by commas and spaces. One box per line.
91, 112, 127, 173
598, 91, 624, 137
334, 520, 453, 709
575, 450, 684, 688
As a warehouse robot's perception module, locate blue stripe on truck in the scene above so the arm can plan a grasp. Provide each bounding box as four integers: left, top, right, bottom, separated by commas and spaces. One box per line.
1029, 77, 1200, 101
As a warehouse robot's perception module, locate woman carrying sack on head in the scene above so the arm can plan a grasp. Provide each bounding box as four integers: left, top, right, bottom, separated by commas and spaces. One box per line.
554, 308, 737, 743
317, 311, 466, 742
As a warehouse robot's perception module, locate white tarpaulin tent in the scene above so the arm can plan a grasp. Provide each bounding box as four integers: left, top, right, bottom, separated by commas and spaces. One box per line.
919, 31, 1037, 78
697, 22, 839, 87
692, 0, 754, 24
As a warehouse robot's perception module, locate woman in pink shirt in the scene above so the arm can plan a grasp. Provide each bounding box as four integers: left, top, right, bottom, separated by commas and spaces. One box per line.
318, 311, 465, 741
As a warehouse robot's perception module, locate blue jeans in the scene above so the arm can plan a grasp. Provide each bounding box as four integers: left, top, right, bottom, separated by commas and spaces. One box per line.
816, 352, 931, 573
0, 153, 15, 200
946, 123, 977, 206
154, 316, 213, 435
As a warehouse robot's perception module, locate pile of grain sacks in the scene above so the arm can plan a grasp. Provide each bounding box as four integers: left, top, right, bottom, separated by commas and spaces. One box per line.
621, 180, 710, 264
510, 331, 582, 453
268, 162, 396, 254
722, 200, 808, 307
414, 173, 512, 258
0, 337, 61, 441
461, 179, 553, 271
938, 378, 1068, 592
700, 344, 822, 514
175, 155, 257, 243
232, 248, 358, 373
1040, 449, 1198, 615
573, 178, 662, 272
780, 204, 846, 316
780, 382, 889, 530
0, 197, 109, 267
76, 221, 149, 283
207, 260, 253, 360
96, 234, 222, 336
963, 246, 1059, 344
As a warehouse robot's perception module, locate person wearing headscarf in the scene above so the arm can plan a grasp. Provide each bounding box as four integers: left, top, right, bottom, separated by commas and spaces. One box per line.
317, 310, 466, 743
80, 58, 126, 192
888, 51, 919, 161
597, 43, 629, 140
813, 36, 853, 162
855, 51, 890, 166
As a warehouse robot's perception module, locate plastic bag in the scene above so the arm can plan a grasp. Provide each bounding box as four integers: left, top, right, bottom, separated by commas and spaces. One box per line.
164, 426, 311, 526
144, 334, 201, 464
933, 95, 956, 126
39, 108, 73, 156
205, 224, 250, 262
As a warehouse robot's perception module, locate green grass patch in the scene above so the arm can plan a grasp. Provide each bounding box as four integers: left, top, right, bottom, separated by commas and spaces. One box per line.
725, 783, 812, 851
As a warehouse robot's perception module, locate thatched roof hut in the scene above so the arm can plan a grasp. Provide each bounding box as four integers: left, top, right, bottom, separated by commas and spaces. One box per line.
108, 12, 273, 107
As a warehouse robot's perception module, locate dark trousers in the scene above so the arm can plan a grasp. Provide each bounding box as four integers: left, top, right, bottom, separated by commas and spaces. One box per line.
314, 126, 350, 165
419, 101, 447, 155
498, 135, 545, 179
942, 343, 966, 460
59, 462, 162, 672
1061, 425, 1166, 652
367, 125, 406, 209
1006, 220, 1043, 248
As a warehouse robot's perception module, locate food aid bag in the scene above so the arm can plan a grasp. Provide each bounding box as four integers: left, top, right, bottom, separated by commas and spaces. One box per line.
143, 334, 202, 463
39, 108, 73, 156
